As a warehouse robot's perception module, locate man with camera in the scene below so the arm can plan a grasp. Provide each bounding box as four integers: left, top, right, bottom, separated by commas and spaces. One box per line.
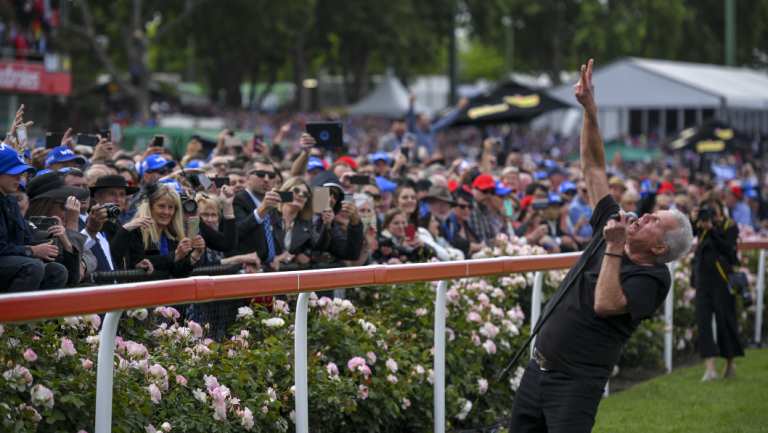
84, 174, 153, 273
510, 59, 694, 433
234, 156, 279, 222
0, 144, 68, 292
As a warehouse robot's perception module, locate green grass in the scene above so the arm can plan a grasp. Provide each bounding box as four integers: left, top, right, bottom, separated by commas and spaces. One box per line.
594, 349, 768, 433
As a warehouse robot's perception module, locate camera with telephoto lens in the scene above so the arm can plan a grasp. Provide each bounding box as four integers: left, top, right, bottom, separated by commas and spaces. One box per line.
180, 193, 198, 215
102, 203, 121, 219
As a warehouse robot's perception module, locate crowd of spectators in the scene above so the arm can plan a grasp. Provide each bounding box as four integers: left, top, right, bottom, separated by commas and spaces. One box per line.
0, 103, 766, 334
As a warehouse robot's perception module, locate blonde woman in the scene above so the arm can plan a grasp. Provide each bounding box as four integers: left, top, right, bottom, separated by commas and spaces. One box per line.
112, 184, 205, 278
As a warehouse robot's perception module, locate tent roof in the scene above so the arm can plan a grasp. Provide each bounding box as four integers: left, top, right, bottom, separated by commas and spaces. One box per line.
550, 57, 768, 110
348, 73, 425, 118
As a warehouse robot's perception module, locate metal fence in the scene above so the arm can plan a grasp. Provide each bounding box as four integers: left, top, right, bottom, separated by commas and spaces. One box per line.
0, 241, 766, 433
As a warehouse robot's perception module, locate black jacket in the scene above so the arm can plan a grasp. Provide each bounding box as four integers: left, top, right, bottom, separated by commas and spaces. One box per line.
284, 218, 325, 257
200, 217, 238, 254
0, 194, 32, 256
233, 190, 260, 223
235, 209, 285, 267
691, 219, 739, 289
314, 220, 364, 261
111, 227, 194, 278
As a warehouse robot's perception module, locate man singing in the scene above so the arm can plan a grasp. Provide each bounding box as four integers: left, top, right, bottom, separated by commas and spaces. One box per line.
510, 59, 694, 433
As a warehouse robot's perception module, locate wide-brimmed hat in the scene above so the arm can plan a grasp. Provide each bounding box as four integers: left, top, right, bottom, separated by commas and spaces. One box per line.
90, 174, 139, 195
424, 185, 456, 205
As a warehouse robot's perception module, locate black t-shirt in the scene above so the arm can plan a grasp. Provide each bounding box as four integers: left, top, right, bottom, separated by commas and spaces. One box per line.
536, 194, 670, 380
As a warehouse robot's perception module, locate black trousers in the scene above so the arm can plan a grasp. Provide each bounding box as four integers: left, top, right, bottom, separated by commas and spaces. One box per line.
510, 360, 606, 433
695, 280, 744, 359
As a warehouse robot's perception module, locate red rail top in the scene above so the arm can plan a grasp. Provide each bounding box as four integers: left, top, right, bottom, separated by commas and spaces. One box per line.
1, 240, 766, 324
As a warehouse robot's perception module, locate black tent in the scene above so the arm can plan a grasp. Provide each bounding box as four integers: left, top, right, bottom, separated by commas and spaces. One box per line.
667, 120, 752, 154
443, 81, 571, 127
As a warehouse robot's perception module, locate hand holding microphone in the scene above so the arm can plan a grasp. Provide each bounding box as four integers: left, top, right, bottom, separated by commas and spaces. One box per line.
604, 211, 637, 249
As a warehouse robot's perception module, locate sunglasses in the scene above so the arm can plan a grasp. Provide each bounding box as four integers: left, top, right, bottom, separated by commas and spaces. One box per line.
252, 170, 277, 180
291, 187, 309, 199
366, 192, 382, 201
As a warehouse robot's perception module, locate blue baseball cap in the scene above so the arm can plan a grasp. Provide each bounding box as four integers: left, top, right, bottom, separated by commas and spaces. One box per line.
559, 181, 577, 195
746, 188, 759, 199
140, 154, 176, 176
548, 193, 564, 206
375, 176, 398, 193
0, 143, 34, 176
495, 180, 513, 197
158, 178, 184, 194
370, 152, 393, 165
184, 159, 205, 170
45, 146, 88, 168
307, 157, 325, 172
533, 171, 548, 181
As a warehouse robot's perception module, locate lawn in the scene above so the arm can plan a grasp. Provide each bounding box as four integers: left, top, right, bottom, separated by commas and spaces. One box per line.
593, 349, 768, 433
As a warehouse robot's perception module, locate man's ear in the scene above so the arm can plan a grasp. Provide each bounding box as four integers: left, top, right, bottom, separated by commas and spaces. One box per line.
651, 242, 668, 258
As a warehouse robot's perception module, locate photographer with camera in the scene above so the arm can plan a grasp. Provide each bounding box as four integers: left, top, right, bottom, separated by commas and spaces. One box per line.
84, 175, 143, 272
691, 198, 744, 381
0, 145, 69, 292
112, 184, 205, 278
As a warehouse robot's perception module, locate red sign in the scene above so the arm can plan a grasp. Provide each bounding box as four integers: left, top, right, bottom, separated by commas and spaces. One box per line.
0, 61, 71, 96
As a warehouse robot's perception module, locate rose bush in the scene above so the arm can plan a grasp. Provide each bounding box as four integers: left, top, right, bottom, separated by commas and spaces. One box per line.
0, 239, 760, 431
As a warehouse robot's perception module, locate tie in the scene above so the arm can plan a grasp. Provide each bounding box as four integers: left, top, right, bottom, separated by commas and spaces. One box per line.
263, 213, 276, 264
90, 238, 113, 272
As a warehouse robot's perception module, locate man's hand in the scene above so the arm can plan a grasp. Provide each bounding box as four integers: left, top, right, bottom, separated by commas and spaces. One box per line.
257, 191, 281, 217
60, 128, 75, 148
574, 58, 596, 114
86, 205, 109, 235
30, 242, 59, 261
603, 212, 628, 252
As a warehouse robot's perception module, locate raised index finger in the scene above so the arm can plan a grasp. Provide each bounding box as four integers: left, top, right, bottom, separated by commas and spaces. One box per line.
586, 59, 594, 84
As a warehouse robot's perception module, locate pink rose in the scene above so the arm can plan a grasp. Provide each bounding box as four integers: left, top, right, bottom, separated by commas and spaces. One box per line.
357, 384, 369, 400
346, 356, 366, 372
60, 337, 77, 357
325, 362, 339, 378
175, 375, 188, 386
148, 383, 162, 404
81, 358, 93, 370
23, 348, 37, 362
188, 320, 203, 339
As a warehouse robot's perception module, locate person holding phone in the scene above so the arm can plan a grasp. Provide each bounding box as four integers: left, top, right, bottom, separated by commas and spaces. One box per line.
310, 171, 364, 265
0, 145, 69, 292
112, 184, 205, 278
377, 209, 434, 264
393, 184, 420, 226
275, 177, 328, 267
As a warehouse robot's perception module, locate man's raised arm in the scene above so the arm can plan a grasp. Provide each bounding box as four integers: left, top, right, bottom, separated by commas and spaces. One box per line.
575, 58, 610, 208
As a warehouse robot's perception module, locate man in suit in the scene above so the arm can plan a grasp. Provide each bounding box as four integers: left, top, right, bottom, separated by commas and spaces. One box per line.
234, 156, 278, 222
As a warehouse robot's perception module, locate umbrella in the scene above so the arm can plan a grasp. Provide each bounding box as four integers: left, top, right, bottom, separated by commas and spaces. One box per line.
667, 120, 751, 154
443, 81, 570, 127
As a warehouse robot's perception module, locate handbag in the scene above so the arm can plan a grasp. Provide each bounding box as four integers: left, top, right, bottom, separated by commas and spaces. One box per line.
715, 260, 752, 305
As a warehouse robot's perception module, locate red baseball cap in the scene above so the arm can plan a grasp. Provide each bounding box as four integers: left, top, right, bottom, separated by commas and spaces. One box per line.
472, 174, 496, 192
447, 179, 458, 192
730, 185, 743, 200
657, 181, 675, 195
334, 156, 358, 170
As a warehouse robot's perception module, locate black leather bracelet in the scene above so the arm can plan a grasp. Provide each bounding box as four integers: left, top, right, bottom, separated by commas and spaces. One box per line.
604, 252, 623, 259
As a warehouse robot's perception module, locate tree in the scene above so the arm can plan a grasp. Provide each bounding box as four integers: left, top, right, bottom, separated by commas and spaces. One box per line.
62, 0, 203, 120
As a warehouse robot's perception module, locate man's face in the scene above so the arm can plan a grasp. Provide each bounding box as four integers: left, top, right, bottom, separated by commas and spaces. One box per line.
626, 211, 675, 258
0, 174, 21, 194
143, 170, 164, 185
64, 174, 87, 189
392, 120, 406, 136
472, 188, 489, 203
427, 200, 452, 219
94, 187, 127, 209
248, 163, 276, 194
229, 174, 246, 193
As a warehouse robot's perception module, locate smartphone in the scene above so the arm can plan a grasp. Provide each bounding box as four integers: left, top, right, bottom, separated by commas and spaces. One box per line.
211, 177, 229, 188
76, 133, 100, 147
306, 121, 343, 149
151, 135, 164, 147
186, 216, 200, 239
405, 224, 416, 240
45, 132, 63, 149
29, 216, 58, 231
16, 125, 27, 143
312, 187, 331, 213
277, 191, 293, 203
349, 175, 371, 185
110, 123, 122, 144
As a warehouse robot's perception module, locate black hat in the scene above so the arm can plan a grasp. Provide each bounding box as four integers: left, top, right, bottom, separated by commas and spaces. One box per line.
90, 175, 139, 195
27, 172, 89, 202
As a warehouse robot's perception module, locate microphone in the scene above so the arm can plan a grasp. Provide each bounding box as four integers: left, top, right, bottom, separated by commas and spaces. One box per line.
609, 211, 638, 223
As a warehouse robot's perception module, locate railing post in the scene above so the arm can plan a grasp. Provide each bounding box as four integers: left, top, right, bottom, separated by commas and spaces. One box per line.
664, 261, 676, 373
530, 271, 544, 358
95, 310, 123, 433
756, 249, 766, 345
434, 281, 447, 433
294, 293, 310, 433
